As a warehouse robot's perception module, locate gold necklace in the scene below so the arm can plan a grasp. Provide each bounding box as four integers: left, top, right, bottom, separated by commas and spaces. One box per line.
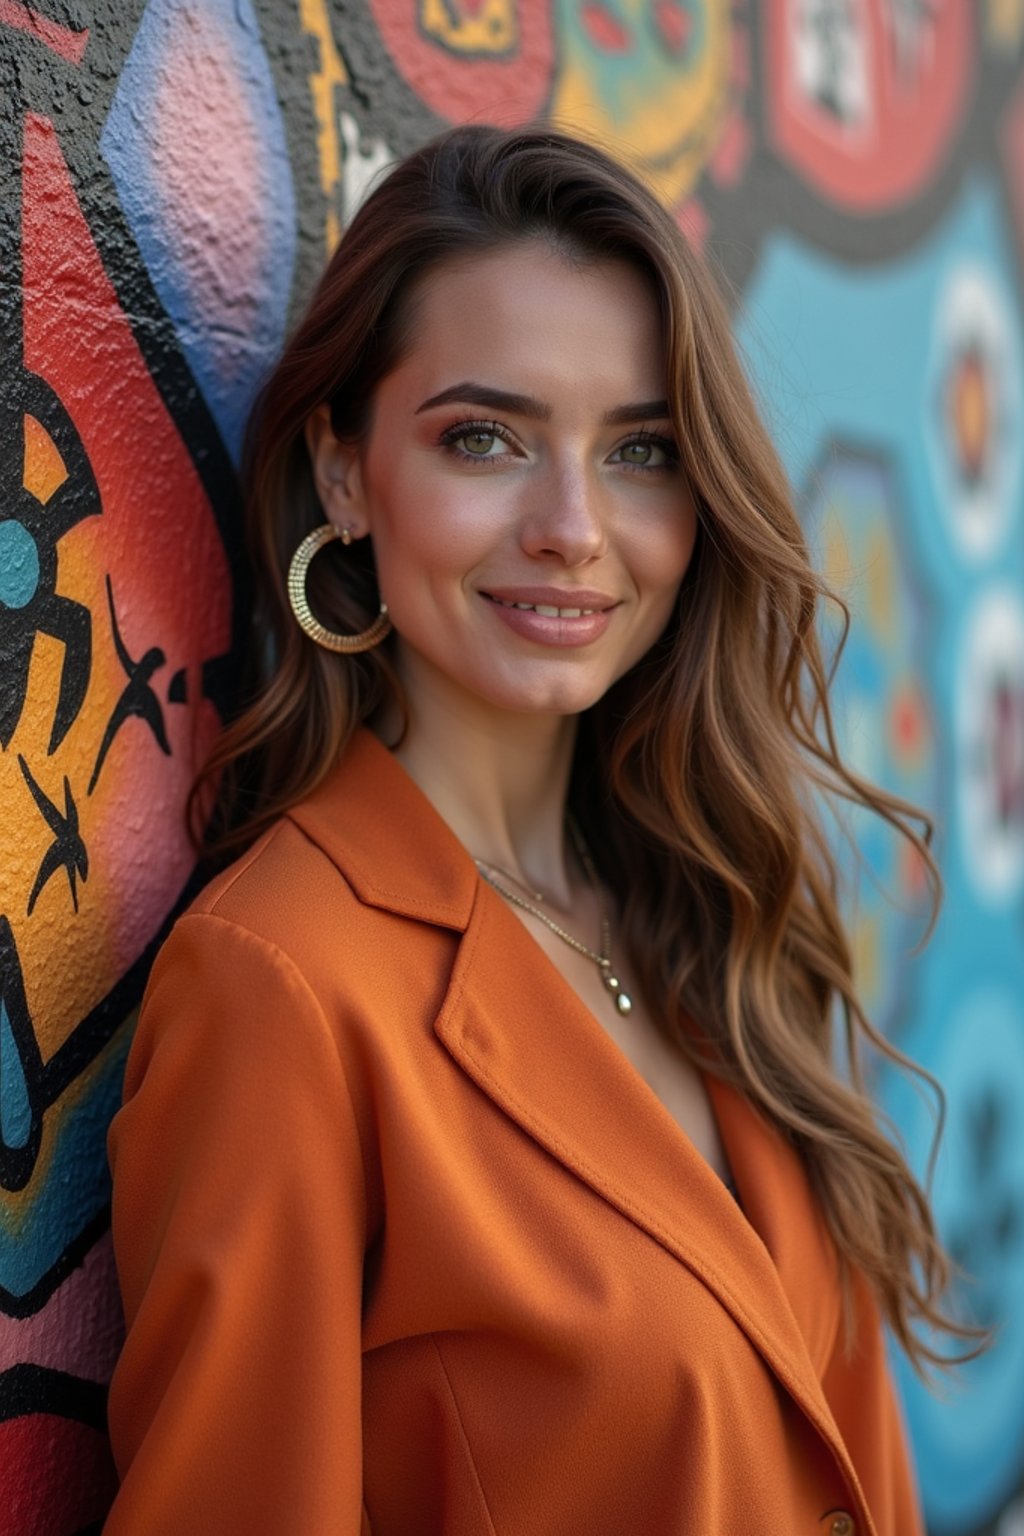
473, 819, 634, 1016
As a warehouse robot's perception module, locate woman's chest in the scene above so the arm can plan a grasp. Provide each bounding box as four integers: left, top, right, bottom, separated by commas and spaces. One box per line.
516, 916, 733, 1184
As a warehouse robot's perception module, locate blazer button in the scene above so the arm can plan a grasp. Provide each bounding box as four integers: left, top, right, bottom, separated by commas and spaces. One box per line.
829, 1517, 854, 1536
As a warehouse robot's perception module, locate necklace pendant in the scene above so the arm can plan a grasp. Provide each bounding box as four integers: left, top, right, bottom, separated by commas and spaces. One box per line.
603, 972, 633, 1014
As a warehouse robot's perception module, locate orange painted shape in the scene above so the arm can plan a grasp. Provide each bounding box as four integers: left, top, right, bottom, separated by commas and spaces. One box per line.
14, 113, 231, 1055
22, 413, 67, 503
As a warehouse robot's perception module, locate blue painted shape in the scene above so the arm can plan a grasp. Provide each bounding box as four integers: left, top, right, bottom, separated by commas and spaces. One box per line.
802, 447, 935, 1032
881, 991, 1024, 1532
100, 0, 296, 463
0, 999, 33, 1149
0, 1025, 130, 1297
0, 521, 40, 608
736, 176, 1024, 1530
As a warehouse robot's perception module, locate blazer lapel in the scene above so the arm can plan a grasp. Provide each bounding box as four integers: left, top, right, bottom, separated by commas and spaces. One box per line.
705, 1074, 843, 1379
435, 879, 860, 1479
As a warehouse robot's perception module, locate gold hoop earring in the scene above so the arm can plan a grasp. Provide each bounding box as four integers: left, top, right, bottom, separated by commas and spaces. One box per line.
287, 524, 392, 654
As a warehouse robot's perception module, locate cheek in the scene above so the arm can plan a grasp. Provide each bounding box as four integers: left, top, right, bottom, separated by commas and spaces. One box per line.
373, 474, 511, 580
633, 500, 700, 592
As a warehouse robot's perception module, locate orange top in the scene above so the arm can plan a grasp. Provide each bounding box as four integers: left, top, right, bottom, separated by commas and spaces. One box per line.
106, 728, 924, 1536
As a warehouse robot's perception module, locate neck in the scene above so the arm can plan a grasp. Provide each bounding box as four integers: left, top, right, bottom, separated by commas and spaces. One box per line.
380, 659, 581, 907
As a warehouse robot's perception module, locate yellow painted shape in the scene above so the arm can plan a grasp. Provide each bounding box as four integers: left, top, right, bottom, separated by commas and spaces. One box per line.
987, 0, 1024, 51
23, 414, 67, 504
822, 510, 853, 593
551, 0, 731, 206
851, 911, 880, 1009
1, 531, 120, 1056
299, 0, 348, 250
420, 0, 518, 55
864, 522, 894, 648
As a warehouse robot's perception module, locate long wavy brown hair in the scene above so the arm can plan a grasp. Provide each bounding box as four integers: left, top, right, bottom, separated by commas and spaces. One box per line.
194, 124, 978, 1372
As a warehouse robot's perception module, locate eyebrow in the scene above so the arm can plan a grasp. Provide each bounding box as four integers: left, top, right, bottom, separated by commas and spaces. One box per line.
414, 381, 672, 426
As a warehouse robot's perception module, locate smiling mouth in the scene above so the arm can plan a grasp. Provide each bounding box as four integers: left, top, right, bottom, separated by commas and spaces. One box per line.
482, 594, 606, 618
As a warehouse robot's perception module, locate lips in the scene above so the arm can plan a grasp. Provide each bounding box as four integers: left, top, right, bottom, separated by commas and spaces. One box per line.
479, 590, 617, 648
480, 587, 619, 617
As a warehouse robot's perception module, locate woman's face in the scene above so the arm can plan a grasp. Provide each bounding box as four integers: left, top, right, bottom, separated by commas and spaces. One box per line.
310, 240, 699, 724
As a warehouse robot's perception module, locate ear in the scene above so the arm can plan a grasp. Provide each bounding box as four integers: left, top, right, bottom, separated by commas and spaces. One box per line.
304, 405, 369, 535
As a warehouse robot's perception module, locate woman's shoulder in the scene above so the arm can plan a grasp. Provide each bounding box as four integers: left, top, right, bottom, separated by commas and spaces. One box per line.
176, 813, 358, 964
153, 771, 466, 1040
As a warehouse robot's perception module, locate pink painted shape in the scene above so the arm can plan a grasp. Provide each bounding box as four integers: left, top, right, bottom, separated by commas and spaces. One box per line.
709, 111, 751, 187
1001, 72, 1024, 264
146, 5, 269, 368
676, 197, 708, 254
0, 1230, 123, 1382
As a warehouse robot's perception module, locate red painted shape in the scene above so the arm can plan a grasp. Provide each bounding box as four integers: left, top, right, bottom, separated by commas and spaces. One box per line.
891, 684, 924, 759
0, 0, 88, 64
652, 0, 690, 57
580, 0, 631, 53
369, 0, 555, 125
0, 1414, 117, 1533
765, 0, 974, 211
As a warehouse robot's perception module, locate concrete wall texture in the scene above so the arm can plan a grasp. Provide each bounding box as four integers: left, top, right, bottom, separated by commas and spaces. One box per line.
1, 1, 1022, 1532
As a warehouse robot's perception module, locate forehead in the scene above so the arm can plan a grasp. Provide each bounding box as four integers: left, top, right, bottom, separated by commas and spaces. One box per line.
387, 240, 667, 405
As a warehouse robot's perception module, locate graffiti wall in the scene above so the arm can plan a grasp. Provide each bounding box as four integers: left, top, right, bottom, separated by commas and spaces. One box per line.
0, 2, 1021, 1532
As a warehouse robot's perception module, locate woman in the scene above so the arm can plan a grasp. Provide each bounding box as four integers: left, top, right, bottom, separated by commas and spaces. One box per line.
104, 126, 971, 1535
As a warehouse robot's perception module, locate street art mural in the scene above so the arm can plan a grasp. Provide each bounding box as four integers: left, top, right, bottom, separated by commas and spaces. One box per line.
0, 2, 1022, 1532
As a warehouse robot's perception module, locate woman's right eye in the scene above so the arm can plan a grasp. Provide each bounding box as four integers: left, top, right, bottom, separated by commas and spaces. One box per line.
438, 420, 515, 461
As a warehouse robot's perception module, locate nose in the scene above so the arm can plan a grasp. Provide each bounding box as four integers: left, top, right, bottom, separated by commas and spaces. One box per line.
518, 462, 610, 566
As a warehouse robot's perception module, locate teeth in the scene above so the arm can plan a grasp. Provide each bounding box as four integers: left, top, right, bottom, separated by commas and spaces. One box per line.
491, 597, 598, 617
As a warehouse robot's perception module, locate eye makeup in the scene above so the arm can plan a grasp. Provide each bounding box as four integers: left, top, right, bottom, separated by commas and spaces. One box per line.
435, 416, 679, 474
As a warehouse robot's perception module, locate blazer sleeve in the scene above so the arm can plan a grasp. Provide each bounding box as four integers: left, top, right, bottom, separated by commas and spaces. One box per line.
105, 911, 370, 1536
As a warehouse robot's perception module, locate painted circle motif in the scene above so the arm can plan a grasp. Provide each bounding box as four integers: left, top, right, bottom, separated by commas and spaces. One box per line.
765, 0, 974, 211
955, 588, 1024, 906
549, 0, 736, 205
0, 523, 40, 609
367, 0, 556, 125
924, 262, 1022, 567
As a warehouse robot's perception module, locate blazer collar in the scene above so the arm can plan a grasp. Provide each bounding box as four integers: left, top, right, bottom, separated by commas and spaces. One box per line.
286, 727, 477, 931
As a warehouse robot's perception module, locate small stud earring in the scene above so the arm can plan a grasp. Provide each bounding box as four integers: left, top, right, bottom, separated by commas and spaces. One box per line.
340, 525, 354, 546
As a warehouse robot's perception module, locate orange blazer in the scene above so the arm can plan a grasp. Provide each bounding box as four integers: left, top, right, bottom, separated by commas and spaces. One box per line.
106, 728, 924, 1536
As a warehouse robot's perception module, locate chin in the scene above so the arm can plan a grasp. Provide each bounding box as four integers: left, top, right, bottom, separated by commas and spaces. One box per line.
477, 675, 613, 718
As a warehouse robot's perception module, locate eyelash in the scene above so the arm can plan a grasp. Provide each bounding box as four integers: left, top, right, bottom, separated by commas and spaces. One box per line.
436, 419, 679, 473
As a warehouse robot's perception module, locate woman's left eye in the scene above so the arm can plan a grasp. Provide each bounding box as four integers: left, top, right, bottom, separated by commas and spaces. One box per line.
613, 435, 677, 470
460, 430, 502, 456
